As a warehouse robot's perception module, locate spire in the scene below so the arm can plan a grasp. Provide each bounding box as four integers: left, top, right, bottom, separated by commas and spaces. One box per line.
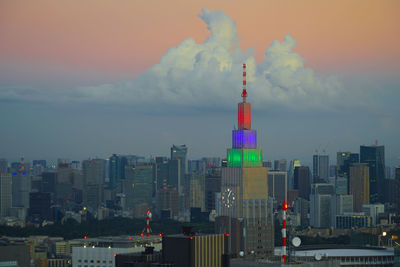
241, 63, 247, 102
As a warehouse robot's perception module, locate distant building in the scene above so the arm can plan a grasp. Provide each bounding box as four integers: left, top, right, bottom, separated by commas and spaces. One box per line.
294, 166, 311, 200
310, 183, 335, 228
360, 145, 385, 203
189, 172, 205, 211
162, 232, 228, 267
349, 163, 370, 212
205, 173, 221, 213
156, 185, 179, 219
313, 155, 329, 183
362, 203, 384, 226
0, 158, 8, 174
11, 172, 30, 209
29, 192, 51, 222
336, 152, 359, 178
274, 159, 287, 172
287, 160, 301, 190
331, 194, 353, 228
82, 159, 104, 210
267, 170, 287, 203
171, 144, 187, 179
336, 213, 371, 229
294, 198, 309, 226
0, 245, 30, 267
0, 173, 12, 217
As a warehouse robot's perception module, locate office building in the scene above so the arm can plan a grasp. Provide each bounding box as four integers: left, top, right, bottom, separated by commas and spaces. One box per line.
82, 159, 104, 210
11, 172, 30, 208
335, 213, 372, 229
189, 172, 205, 211
267, 170, 287, 203
313, 154, 329, 183
336, 152, 359, 178
0, 173, 12, 217
171, 144, 187, 179
293, 166, 311, 200
29, 192, 51, 222
331, 194, 353, 228
362, 203, 384, 226
349, 163, 370, 212
0, 158, 8, 174
287, 159, 301, 190
360, 145, 385, 203
219, 68, 273, 257
156, 184, 179, 219
162, 232, 228, 267
395, 167, 400, 213
294, 198, 309, 226
310, 183, 335, 228
274, 159, 287, 172
205, 173, 221, 212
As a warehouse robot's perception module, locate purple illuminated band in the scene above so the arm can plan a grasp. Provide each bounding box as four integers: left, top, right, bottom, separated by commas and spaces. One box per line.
232, 130, 257, 149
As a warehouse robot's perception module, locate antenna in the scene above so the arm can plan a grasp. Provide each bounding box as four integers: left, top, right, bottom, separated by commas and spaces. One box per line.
241, 63, 247, 102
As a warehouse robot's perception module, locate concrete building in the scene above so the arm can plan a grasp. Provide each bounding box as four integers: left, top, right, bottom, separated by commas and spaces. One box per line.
349, 163, 370, 212
331, 194, 353, 228
287, 160, 301, 190
82, 159, 104, 210
362, 203, 384, 226
0, 173, 12, 217
189, 172, 205, 211
360, 145, 385, 203
267, 170, 287, 204
219, 80, 274, 258
313, 155, 329, 183
310, 183, 335, 228
335, 213, 372, 229
171, 144, 187, 182
273, 159, 287, 172
205, 173, 221, 213
294, 166, 310, 200
162, 232, 228, 267
0, 158, 8, 174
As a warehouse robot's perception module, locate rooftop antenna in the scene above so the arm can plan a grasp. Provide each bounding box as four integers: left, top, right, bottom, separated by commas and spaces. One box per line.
241, 63, 247, 102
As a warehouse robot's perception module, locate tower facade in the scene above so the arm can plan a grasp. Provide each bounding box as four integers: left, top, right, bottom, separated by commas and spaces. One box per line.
219, 64, 273, 257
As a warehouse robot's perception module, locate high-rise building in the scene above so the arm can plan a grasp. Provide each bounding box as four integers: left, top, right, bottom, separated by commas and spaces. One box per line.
82, 159, 104, 210
171, 144, 187, 179
360, 145, 385, 203
109, 154, 120, 189
293, 166, 311, 200
310, 183, 335, 228
287, 159, 301, 190
189, 172, 205, 211
29, 192, 51, 222
395, 167, 400, 213
219, 65, 273, 257
0, 173, 12, 217
349, 163, 370, 212
205, 173, 221, 213
331, 194, 353, 228
0, 159, 8, 174
11, 172, 30, 209
267, 170, 287, 204
124, 165, 153, 217
336, 152, 359, 178
313, 155, 329, 183
274, 159, 287, 172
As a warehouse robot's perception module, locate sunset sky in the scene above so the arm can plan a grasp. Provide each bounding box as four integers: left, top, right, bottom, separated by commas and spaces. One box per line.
1, 0, 399, 167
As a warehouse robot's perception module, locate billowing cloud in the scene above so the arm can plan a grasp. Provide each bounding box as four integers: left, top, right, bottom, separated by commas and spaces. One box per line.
0, 9, 375, 112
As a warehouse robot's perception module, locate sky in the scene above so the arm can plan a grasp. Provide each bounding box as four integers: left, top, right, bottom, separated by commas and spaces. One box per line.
0, 0, 399, 167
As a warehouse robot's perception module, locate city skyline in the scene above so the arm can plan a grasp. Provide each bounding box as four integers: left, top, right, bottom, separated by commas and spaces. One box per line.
1, 1, 400, 166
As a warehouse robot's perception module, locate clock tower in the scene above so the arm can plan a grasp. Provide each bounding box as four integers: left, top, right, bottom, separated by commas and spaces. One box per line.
219, 64, 274, 257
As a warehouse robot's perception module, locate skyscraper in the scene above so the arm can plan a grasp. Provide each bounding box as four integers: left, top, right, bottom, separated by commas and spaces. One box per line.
287, 159, 301, 190
171, 144, 187, 179
313, 155, 329, 183
310, 183, 335, 228
219, 64, 273, 257
0, 159, 8, 174
349, 163, 370, 212
267, 170, 287, 204
360, 145, 385, 203
336, 152, 359, 178
293, 166, 311, 201
0, 173, 12, 217
274, 159, 287, 172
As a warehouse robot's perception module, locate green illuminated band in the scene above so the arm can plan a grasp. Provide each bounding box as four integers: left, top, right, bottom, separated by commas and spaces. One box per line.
227, 148, 262, 167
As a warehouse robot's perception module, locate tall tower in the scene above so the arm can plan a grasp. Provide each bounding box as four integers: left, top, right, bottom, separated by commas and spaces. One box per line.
219, 64, 273, 257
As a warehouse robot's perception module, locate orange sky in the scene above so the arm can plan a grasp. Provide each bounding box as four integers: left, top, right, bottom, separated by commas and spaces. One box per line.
1, 0, 399, 81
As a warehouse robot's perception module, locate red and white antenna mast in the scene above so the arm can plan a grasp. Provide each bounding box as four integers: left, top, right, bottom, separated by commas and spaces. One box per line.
282, 201, 288, 263
241, 63, 247, 102
141, 210, 152, 237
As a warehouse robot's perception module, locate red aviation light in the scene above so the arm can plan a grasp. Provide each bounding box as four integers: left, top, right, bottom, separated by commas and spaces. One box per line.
282, 201, 288, 211
224, 233, 230, 237
84, 235, 87, 239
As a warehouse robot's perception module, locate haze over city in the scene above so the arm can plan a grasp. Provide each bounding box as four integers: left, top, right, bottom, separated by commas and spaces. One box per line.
1, 0, 399, 165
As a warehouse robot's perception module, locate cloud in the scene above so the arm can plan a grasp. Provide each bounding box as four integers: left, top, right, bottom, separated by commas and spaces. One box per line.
0, 8, 390, 114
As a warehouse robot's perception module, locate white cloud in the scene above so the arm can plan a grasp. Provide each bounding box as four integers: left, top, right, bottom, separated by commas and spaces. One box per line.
0, 9, 385, 113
